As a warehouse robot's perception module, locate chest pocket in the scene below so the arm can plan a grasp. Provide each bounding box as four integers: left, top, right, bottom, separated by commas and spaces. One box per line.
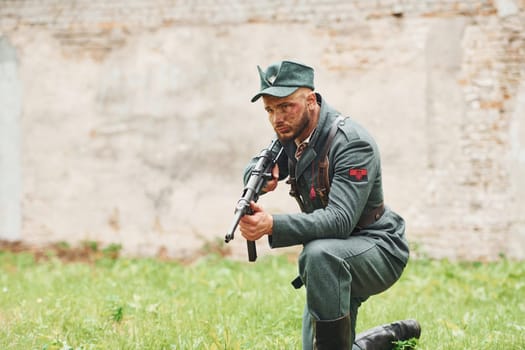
287, 115, 346, 212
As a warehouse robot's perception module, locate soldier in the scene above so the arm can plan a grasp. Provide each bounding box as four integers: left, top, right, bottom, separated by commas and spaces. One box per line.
238, 60, 421, 350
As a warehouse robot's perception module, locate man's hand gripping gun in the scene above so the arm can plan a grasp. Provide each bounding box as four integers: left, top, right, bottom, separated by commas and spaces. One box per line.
224, 139, 283, 262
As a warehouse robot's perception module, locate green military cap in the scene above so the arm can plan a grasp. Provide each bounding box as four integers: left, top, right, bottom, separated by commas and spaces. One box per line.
251, 60, 315, 102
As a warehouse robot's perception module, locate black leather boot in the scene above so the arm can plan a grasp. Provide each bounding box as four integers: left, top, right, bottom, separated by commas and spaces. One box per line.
354, 319, 421, 350
314, 314, 351, 350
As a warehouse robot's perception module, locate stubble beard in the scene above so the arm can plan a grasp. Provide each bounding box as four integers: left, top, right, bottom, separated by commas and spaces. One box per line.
276, 109, 311, 143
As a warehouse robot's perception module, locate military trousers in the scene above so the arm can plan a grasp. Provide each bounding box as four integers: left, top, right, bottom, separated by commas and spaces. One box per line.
299, 235, 407, 350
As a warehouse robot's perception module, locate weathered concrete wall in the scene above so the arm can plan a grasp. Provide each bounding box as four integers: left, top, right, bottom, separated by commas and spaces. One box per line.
0, 37, 22, 240
0, 0, 524, 260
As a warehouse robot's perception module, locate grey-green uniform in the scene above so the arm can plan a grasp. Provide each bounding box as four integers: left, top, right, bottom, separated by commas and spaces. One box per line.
244, 60, 419, 350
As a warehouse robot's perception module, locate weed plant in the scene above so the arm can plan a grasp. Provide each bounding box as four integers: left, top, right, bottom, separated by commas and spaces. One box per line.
0, 250, 524, 349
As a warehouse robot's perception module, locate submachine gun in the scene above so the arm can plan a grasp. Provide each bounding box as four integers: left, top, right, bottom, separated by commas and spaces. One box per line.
224, 138, 284, 262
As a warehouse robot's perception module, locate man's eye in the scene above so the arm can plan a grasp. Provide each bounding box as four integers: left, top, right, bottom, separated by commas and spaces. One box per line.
280, 103, 291, 112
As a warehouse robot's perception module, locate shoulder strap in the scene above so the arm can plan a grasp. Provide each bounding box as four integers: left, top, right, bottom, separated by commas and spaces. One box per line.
321, 115, 345, 162
287, 115, 346, 211
286, 160, 306, 212
317, 115, 345, 207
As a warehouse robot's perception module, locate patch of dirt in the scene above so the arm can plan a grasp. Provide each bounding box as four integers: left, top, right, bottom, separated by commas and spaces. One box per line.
0, 240, 122, 264
0, 239, 233, 265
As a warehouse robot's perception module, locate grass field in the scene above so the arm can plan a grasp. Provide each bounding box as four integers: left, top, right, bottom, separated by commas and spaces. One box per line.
0, 243, 524, 349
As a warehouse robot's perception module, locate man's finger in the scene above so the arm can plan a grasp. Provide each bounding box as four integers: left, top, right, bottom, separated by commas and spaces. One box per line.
272, 164, 279, 179
250, 201, 262, 213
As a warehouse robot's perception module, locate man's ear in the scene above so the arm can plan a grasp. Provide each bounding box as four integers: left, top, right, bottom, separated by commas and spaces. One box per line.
307, 91, 316, 109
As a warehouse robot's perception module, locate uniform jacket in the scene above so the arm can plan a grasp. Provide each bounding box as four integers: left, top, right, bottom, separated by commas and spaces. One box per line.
244, 94, 409, 263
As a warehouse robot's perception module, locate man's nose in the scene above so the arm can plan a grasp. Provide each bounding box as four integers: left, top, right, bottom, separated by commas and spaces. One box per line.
273, 110, 285, 123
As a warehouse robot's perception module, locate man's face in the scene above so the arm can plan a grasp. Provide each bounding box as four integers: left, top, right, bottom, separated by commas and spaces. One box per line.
262, 90, 312, 143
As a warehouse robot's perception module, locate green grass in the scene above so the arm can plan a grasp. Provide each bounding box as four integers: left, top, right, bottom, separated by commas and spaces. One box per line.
0, 250, 524, 349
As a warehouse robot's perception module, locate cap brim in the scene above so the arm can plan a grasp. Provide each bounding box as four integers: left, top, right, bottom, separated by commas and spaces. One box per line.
251, 86, 299, 103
